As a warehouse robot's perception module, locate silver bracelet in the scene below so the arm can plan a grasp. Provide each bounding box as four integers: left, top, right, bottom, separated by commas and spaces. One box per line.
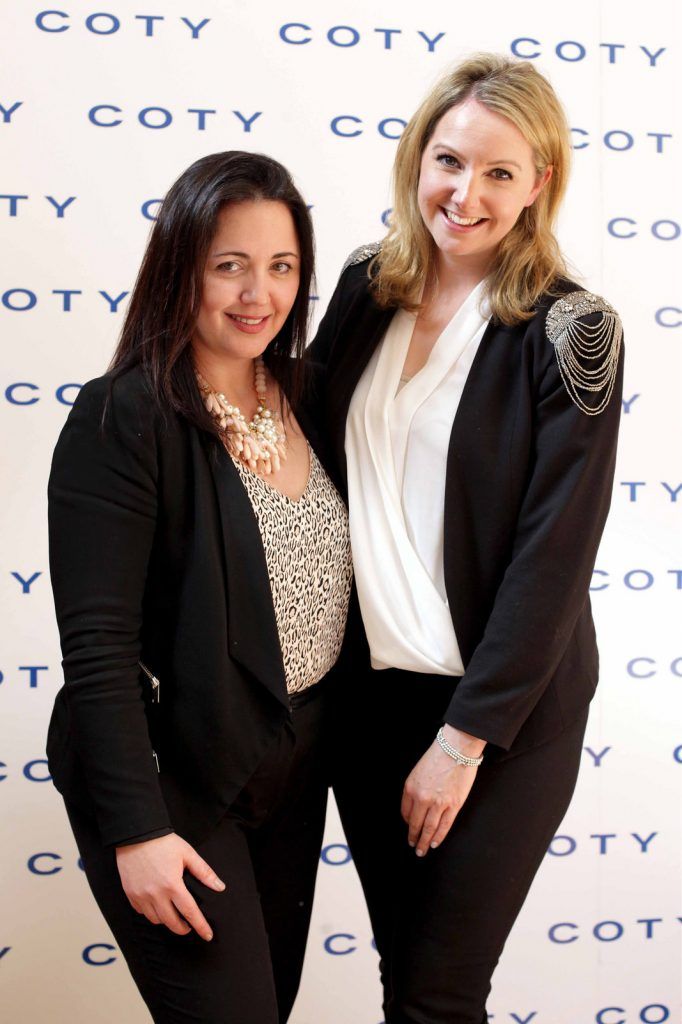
436, 727, 484, 767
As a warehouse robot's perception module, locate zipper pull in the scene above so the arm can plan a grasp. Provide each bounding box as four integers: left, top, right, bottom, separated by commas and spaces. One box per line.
139, 661, 160, 703
152, 750, 160, 773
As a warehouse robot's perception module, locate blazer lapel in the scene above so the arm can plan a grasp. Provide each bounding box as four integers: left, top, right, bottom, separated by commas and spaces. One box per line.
207, 438, 288, 708
326, 302, 394, 492
442, 319, 516, 663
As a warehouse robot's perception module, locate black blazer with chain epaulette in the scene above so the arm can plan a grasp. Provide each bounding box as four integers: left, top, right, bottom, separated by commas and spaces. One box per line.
308, 247, 624, 756
46, 365, 331, 847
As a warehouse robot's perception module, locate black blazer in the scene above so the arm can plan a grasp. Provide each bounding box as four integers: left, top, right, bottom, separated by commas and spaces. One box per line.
46, 365, 328, 848
309, 250, 624, 756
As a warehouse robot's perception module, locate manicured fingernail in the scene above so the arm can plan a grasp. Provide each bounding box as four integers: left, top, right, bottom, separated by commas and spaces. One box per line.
408, 841, 415, 848
430, 842, 438, 849
206, 931, 213, 941
212, 879, 226, 891
416, 849, 425, 858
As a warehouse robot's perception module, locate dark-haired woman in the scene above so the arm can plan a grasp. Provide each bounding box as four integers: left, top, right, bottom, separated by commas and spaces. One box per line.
312, 55, 624, 1022
46, 151, 352, 1024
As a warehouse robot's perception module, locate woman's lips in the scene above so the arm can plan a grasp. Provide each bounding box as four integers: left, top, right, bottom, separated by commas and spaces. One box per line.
440, 207, 487, 232
226, 313, 272, 334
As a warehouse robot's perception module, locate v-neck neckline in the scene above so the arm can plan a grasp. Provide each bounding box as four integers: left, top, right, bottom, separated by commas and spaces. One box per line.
395, 280, 487, 399
232, 442, 314, 505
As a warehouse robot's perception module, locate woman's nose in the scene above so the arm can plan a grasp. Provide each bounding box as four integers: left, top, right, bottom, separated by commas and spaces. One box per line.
240, 273, 268, 304
452, 172, 480, 210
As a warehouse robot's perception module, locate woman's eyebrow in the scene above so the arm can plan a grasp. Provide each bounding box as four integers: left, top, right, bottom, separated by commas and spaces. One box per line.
430, 143, 522, 171
486, 159, 522, 170
211, 250, 300, 258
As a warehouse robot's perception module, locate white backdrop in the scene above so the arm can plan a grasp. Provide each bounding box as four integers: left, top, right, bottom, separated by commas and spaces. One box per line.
1, 2, 681, 1022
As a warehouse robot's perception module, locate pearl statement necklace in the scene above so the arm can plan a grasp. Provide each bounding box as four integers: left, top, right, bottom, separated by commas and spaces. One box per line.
196, 357, 287, 474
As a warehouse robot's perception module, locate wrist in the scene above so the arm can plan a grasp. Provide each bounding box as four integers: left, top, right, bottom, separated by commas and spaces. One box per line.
436, 726, 484, 767
115, 830, 175, 851
441, 723, 486, 759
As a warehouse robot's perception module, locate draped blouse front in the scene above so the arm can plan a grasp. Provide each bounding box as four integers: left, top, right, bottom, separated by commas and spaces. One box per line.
345, 281, 490, 676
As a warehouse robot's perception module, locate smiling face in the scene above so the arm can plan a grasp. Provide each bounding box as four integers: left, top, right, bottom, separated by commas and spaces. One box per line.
191, 199, 301, 375
417, 97, 551, 277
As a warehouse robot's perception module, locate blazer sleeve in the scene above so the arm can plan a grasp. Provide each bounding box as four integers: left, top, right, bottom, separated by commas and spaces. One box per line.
306, 265, 353, 372
48, 373, 173, 846
444, 307, 625, 750
307, 243, 381, 370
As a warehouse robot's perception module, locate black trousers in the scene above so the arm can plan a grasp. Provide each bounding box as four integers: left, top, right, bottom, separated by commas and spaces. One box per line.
332, 669, 589, 1024
65, 683, 330, 1024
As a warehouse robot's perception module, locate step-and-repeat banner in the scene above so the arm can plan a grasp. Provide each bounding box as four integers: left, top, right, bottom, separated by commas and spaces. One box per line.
2, 2, 680, 1022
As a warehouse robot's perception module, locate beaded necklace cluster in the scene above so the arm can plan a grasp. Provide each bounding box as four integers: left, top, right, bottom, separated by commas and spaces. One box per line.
196, 356, 287, 474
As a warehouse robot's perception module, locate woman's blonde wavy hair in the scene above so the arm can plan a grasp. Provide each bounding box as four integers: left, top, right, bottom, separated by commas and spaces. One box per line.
371, 53, 572, 324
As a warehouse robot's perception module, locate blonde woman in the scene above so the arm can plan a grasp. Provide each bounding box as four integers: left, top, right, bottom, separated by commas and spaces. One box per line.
311, 55, 623, 1023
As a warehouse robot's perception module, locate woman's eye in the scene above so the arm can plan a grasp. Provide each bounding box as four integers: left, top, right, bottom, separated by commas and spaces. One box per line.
272, 262, 293, 273
491, 168, 513, 181
436, 154, 459, 168
216, 260, 240, 272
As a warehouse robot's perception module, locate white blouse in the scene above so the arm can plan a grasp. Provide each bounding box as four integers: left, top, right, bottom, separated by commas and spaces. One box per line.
345, 282, 490, 675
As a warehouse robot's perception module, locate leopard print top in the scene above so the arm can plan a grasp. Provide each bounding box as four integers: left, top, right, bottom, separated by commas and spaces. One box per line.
232, 444, 353, 694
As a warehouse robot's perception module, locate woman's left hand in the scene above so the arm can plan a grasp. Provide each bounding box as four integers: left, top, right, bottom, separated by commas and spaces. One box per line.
401, 726, 485, 857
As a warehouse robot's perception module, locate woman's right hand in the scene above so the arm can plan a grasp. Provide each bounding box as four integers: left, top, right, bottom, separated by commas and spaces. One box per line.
115, 833, 226, 941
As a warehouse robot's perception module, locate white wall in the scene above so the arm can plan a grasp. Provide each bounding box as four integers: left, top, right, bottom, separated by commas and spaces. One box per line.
1, 2, 680, 1022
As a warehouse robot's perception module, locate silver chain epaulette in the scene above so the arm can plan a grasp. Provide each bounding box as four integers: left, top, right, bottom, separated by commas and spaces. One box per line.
342, 241, 382, 273
545, 291, 623, 416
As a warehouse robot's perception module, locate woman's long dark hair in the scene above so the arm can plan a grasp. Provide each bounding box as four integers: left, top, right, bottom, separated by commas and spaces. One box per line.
109, 151, 315, 428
